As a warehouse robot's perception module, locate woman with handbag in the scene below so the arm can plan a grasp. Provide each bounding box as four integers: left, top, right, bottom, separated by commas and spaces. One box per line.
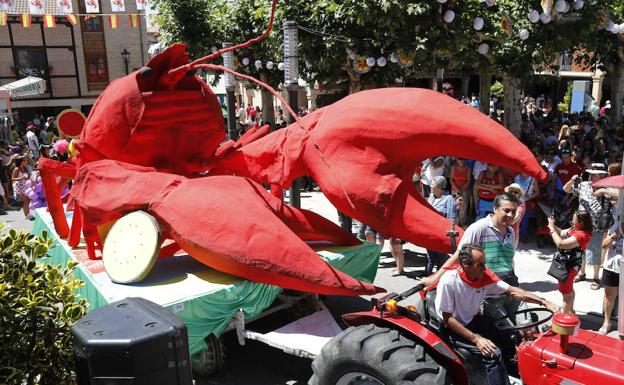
547, 211, 592, 313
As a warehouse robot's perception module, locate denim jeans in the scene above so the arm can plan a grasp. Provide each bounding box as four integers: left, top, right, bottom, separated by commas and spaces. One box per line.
443, 315, 512, 385
425, 250, 449, 276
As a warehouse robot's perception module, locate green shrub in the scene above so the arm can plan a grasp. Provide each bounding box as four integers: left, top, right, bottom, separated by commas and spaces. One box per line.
0, 227, 87, 385
491, 81, 504, 99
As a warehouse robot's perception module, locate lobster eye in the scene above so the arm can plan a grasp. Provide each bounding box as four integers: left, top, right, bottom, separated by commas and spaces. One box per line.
138, 67, 152, 78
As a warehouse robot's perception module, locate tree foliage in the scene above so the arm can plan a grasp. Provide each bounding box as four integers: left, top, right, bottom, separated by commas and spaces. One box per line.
152, 0, 623, 123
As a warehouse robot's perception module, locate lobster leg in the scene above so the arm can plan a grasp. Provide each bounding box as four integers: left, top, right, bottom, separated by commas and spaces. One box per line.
68, 204, 82, 247
39, 157, 77, 238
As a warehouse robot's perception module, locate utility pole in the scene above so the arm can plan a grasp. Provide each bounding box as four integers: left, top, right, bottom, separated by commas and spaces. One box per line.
223, 42, 237, 141
284, 21, 300, 208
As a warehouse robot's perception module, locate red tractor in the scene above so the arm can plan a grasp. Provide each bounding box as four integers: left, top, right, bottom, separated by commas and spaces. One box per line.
309, 282, 624, 385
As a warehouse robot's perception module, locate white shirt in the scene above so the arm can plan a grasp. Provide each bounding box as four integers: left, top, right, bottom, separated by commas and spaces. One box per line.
541, 156, 562, 177
26, 131, 39, 156
435, 269, 509, 325
605, 223, 623, 274
472, 161, 488, 180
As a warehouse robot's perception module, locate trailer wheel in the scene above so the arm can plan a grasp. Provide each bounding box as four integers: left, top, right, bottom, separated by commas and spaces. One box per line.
309, 324, 450, 385
191, 334, 225, 376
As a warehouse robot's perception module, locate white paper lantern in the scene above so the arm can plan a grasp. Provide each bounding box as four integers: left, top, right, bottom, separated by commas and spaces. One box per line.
436, 0, 447, 3
540, 12, 552, 24
572, 0, 584, 10
528, 10, 540, 23
242, 57, 250, 66
389, 52, 399, 63
443, 10, 455, 23
473, 17, 484, 30
605, 21, 615, 32
563, 2, 570, 12
348, 52, 356, 60
478, 43, 489, 55
484, 0, 495, 6
211, 46, 218, 53
366, 57, 376, 67
555, 0, 567, 13
266, 61, 274, 69
254, 60, 262, 69
519, 28, 529, 40
376, 57, 387, 67
277, 62, 285, 71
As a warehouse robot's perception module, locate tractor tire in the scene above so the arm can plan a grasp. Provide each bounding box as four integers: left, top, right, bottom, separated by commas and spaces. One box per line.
191, 334, 225, 377
309, 324, 451, 385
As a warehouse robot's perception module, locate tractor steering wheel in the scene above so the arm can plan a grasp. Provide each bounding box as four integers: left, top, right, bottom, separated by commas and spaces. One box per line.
493, 307, 555, 332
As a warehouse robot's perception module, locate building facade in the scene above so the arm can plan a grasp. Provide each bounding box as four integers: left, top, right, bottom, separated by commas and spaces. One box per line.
0, 0, 148, 121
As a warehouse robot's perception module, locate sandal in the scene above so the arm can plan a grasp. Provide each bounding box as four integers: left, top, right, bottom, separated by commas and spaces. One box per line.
391, 269, 405, 277
574, 274, 586, 283
598, 325, 610, 335
590, 280, 601, 290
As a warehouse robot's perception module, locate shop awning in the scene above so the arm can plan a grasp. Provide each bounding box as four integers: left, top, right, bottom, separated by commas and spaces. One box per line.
0, 76, 46, 99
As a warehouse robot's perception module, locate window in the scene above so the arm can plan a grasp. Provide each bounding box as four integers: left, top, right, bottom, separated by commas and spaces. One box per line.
85, 55, 108, 83
15, 48, 48, 78
84, 17, 102, 32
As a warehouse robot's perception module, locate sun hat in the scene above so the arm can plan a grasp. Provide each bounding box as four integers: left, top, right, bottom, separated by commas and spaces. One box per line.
504, 183, 524, 195
586, 163, 608, 175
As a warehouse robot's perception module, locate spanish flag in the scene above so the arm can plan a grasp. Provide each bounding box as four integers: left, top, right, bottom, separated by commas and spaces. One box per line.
0, 13, 7, 27
109, 14, 119, 29
66, 14, 78, 26
128, 14, 139, 28
21, 14, 32, 28
44, 14, 56, 28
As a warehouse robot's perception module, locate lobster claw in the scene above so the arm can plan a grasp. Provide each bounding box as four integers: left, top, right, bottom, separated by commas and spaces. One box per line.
216, 88, 546, 253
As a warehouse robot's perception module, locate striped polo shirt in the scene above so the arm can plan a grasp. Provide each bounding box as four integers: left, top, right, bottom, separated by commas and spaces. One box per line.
457, 215, 515, 273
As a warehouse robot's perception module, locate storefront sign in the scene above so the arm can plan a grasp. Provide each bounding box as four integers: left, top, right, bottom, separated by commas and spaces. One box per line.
0, 76, 46, 99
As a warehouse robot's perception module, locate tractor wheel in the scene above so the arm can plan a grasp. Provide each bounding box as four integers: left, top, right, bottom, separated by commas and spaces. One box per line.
309, 324, 450, 385
191, 334, 225, 377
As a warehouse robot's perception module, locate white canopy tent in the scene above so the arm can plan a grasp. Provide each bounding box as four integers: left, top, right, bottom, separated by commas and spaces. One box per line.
0, 76, 46, 99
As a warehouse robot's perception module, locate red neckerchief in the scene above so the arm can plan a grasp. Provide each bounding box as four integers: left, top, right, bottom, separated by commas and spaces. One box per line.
447, 264, 501, 289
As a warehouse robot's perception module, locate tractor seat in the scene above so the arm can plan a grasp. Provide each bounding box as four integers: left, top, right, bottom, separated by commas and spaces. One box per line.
425, 289, 443, 332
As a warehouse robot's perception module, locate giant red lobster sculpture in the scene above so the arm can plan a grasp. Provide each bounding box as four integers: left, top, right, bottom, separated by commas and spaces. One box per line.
39, 1, 545, 296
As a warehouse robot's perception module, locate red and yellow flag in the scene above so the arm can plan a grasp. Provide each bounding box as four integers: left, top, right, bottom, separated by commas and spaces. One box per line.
0, 13, 7, 27
21, 13, 32, 28
66, 14, 78, 26
109, 14, 119, 29
128, 13, 139, 28
44, 14, 56, 28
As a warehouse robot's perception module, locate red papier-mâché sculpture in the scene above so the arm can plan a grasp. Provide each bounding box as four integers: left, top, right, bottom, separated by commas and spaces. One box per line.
39, 0, 546, 296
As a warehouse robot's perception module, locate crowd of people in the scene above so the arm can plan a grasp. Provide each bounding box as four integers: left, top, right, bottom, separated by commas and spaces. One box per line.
0, 114, 69, 221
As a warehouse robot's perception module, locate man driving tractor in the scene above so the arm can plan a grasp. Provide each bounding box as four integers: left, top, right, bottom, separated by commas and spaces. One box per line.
435, 243, 560, 385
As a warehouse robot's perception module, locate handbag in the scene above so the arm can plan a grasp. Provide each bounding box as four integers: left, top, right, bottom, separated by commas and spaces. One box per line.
547, 254, 569, 282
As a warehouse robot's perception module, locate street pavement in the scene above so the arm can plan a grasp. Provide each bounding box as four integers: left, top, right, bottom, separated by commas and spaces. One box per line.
10, 192, 621, 384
